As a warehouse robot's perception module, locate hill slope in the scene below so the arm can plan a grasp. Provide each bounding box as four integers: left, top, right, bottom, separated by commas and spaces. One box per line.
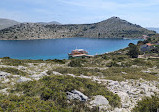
0, 18, 20, 30
37, 21, 62, 25
0, 17, 155, 40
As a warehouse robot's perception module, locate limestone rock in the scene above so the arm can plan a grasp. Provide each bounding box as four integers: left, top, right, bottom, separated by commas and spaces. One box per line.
0, 88, 9, 94
109, 81, 119, 86
52, 71, 63, 75
113, 108, 128, 112
90, 95, 111, 111
66, 89, 88, 101
2, 78, 10, 83
40, 70, 48, 76
18, 66, 27, 70
17, 77, 32, 82
0, 71, 11, 78
12, 75, 21, 78
30, 74, 42, 80
90, 95, 109, 106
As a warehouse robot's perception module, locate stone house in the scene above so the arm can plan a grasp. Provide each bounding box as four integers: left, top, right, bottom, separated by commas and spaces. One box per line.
140, 43, 154, 52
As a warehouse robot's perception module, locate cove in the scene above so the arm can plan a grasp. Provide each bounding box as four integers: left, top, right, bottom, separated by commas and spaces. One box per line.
0, 37, 141, 60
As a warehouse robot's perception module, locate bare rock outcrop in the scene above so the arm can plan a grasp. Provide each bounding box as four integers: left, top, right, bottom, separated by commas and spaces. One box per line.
66, 89, 88, 101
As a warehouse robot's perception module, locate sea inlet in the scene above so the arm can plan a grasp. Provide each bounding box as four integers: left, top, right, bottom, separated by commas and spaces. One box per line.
0, 37, 141, 60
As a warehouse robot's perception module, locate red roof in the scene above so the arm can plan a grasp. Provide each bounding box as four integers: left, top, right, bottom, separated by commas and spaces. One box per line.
146, 43, 153, 46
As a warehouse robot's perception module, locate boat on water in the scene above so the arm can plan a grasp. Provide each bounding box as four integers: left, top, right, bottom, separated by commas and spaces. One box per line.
68, 49, 93, 59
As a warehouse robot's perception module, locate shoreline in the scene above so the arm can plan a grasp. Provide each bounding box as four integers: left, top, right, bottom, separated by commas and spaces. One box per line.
0, 48, 127, 61
0, 36, 144, 41
0, 37, 141, 60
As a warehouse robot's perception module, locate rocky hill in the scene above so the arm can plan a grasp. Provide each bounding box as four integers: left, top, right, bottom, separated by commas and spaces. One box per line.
0, 18, 20, 30
0, 17, 156, 40
37, 21, 62, 25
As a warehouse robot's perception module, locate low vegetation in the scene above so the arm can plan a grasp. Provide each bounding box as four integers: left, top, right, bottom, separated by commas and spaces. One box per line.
0, 75, 121, 111
0, 35, 159, 111
49, 66, 158, 81
0, 67, 29, 76
1, 57, 67, 65
132, 95, 159, 112
47, 51, 159, 81
1, 58, 27, 66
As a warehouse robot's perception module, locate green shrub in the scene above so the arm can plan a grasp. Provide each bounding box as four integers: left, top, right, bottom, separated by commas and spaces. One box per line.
132, 95, 159, 112
0, 94, 60, 112
106, 61, 120, 67
2, 57, 10, 59
49, 67, 101, 76
131, 58, 153, 67
46, 59, 66, 64
127, 43, 139, 58
68, 59, 86, 67
1, 59, 26, 66
101, 55, 109, 60
13, 75, 121, 108
0, 67, 28, 76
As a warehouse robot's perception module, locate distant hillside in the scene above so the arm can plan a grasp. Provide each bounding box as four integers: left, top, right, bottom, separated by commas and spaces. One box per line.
0, 18, 20, 30
146, 27, 159, 33
0, 17, 156, 40
37, 21, 62, 25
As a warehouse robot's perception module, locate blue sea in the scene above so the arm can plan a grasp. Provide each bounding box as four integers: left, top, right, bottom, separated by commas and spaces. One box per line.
0, 37, 141, 60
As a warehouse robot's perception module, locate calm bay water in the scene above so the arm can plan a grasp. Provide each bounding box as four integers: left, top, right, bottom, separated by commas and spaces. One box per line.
0, 37, 141, 60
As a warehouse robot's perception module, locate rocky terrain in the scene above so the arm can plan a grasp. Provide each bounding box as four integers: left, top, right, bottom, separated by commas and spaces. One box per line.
0, 46, 158, 111
53, 71, 159, 112
37, 21, 62, 25
0, 36, 158, 111
0, 17, 156, 40
0, 18, 20, 30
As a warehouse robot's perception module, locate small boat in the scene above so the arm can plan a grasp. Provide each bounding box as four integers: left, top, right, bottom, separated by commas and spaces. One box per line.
68, 49, 92, 59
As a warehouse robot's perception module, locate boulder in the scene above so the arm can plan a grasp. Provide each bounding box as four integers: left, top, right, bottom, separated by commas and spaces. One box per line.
90, 95, 109, 106
66, 89, 88, 101
140, 84, 149, 93
67, 74, 75, 77
90, 95, 111, 111
2, 78, 10, 83
12, 75, 21, 78
30, 74, 43, 78
52, 71, 63, 75
40, 70, 48, 75
117, 92, 131, 108
121, 72, 127, 74
149, 86, 158, 92
30, 74, 43, 80
0, 71, 11, 78
30, 70, 48, 80
109, 81, 119, 86
142, 70, 151, 73
17, 77, 32, 82
18, 66, 27, 70
113, 108, 128, 112
0, 88, 8, 94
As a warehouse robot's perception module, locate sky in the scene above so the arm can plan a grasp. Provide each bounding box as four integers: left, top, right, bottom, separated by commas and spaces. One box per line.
0, 0, 159, 27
